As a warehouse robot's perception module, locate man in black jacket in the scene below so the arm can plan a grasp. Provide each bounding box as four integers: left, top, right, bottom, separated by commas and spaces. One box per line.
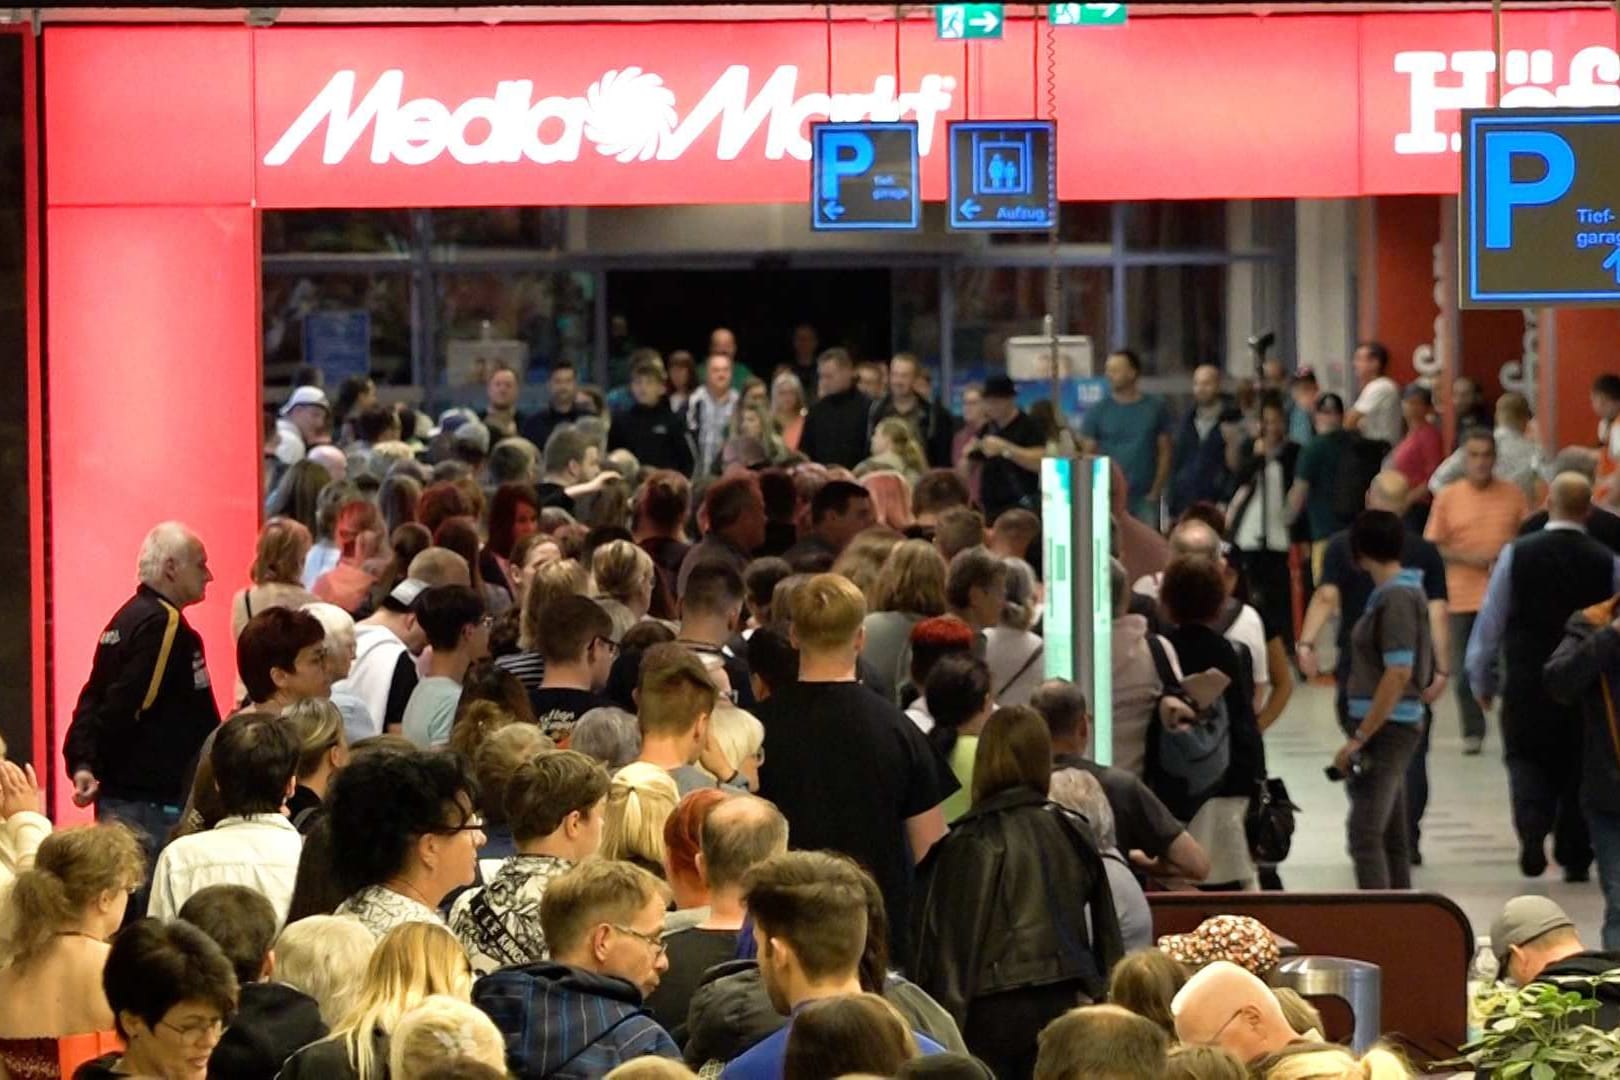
65, 522, 219, 866
1467, 473, 1620, 882
868, 353, 954, 468
799, 348, 872, 469
1490, 896, 1620, 1028
608, 354, 695, 475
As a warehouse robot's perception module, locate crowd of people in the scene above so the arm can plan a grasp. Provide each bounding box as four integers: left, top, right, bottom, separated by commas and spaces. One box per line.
12, 329, 1620, 1077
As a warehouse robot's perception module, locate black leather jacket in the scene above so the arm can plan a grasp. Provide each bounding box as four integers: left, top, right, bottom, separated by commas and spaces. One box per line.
910, 787, 1125, 1026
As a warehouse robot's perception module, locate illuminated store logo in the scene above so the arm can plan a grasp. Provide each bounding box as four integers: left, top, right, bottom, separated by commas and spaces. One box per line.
264, 66, 958, 167
1395, 46, 1620, 155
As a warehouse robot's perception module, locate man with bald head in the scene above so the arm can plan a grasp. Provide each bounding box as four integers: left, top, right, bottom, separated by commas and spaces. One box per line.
1172, 960, 1300, 1064
1168, 363, 1242, 519
1468, 472, 1620, 881
1301, 470, 1450, 863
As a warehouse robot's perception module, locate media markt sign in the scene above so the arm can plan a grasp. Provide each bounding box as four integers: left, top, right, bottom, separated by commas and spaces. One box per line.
936, 3, 1003, 40
1049, 3, 1128, 26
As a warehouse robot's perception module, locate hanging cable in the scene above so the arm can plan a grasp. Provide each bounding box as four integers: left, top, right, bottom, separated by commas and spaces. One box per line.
1043, 6, 1063, 422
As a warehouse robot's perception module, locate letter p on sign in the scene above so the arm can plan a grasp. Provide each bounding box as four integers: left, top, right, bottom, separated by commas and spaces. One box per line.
819, 131, 875, 199
1484, 130, 1576, 249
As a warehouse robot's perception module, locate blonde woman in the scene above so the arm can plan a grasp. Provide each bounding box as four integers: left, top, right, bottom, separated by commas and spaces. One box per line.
772, 371, 807, 451
593, 539, 657, 642
861, 540, 949, 700
1256, 1043, 1414, 1080
858, 417, 927, 485
278, 922, 474, 1080
603, 762, 680, 878
388, 995, 506, 1080
281, 697, 350, 830
830, 527, 905, 607
703, 703, 766, 791
0, 824, 145, 1077
495, 557, 590, 695
730, 401, 788, 465
274, 915, 376, 1028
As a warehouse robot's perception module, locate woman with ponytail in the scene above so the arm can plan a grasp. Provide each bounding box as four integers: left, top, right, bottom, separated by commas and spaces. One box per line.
924, 653, 992, 824
0, 823, 145, 1077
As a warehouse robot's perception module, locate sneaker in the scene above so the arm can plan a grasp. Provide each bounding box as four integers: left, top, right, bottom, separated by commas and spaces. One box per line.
1463, 736, 1484, 755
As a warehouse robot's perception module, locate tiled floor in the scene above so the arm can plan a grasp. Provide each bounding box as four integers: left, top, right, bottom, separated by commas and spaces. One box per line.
1263, 679, 1605, 945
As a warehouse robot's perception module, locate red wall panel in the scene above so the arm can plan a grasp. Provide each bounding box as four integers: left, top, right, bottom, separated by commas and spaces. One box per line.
46, 207, 260, 821
45, 27, 253, 207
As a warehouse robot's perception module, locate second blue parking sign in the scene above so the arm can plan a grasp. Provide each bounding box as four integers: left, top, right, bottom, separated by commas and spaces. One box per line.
948, 120, 1056, 232
810, 122, 921, 232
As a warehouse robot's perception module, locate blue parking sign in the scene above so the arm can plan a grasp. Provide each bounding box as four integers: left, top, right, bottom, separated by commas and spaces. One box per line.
811, 122, 921, 232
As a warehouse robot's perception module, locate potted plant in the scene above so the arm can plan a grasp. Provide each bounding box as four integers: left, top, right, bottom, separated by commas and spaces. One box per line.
1445, 973, 1620, 1077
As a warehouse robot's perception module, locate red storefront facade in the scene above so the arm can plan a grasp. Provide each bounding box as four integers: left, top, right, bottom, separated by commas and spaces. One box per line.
31, 5, 1620, 815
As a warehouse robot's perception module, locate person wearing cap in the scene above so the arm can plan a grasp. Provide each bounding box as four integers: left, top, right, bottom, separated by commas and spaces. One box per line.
451, 416, 491, 474
1490, 895, 1620, 1026
333, 576, 429, 737
275, 385, 332, 468
964, 373, 1045, 524
1158, 915, 1281, 977
1079, 349, 1172, 527
1390, 384, 1444, 533
1286, 391, 1351, 580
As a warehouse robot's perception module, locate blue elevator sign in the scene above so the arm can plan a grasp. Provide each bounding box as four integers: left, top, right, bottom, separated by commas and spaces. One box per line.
810, 122, 920, 232
1461, 107, 1620, 307
947, 121, 1056, 232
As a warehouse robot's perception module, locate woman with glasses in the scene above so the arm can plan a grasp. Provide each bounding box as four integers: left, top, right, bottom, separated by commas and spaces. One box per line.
74, 919, 238, 1080
280, 922, 474, 1080
0, 825, 145, 1079
328, 749, 485, 939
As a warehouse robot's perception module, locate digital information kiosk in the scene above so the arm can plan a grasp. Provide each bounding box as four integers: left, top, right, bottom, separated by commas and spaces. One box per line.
1041, 455, 1112, 764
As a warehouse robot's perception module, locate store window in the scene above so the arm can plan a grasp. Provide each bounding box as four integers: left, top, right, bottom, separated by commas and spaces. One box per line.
991, 201, 1111, 246
262, 271, 413, 387
435, 270, 595, 404
891, 268, 941, 365
1123, 200, 1227, 251
1123, 263, 1226, 377
263, 210, 414, 255
952, 266, 1111, 386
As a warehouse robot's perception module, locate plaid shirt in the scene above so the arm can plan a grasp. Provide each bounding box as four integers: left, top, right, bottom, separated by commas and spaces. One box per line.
687, 387, 737, 475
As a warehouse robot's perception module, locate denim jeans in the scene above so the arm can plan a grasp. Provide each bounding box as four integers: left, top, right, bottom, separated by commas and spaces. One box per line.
1345, 722, 1423, 889
1451, 612, 1486, 740
1587, 807, 1620, 951
97, 796, 181, 920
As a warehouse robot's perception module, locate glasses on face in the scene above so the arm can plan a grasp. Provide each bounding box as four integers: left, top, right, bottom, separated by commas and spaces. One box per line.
592, 636, 621, 657
158, 1016, 226, 1045
437, 813, 486, 836
1194, 1008, 1245, 1048
477, 615, 496, 630
608, 923, 668, 960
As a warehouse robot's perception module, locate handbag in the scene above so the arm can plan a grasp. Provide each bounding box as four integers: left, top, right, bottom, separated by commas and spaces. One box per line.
1245, 776, 1300, 865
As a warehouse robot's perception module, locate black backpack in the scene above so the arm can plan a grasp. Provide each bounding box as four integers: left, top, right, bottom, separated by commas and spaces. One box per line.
1332, 434, 1389, 524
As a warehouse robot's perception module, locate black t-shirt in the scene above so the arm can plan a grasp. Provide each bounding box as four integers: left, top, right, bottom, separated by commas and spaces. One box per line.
755, 680, 959, 972
527, 686, 613, 743
384, 651, 419, 733
979, 411, 1045, 522
643, 927, 740, 1036
1319, 530, 1447, 670
536, 482, 576, 514
1053, 753, 1185, 858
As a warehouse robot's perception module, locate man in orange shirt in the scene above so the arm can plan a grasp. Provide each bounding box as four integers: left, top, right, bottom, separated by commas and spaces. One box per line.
1425, 429, 1528, 755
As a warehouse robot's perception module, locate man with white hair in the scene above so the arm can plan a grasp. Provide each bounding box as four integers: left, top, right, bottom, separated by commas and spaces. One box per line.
64, 522, 219, 868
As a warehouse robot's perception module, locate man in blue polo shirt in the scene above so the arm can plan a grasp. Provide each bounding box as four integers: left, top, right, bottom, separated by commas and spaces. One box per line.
722, 852, 943, 1079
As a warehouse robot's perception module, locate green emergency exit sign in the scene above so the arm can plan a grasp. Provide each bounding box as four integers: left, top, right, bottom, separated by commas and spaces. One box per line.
936, 3, 1003, 40
1049, 3, 1128, 26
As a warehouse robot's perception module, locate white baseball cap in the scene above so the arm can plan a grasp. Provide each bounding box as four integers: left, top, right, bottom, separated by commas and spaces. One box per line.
280, 385, 331, 417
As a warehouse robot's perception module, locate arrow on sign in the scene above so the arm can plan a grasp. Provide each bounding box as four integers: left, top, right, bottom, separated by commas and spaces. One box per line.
822, 201, 846, 220
1089, 2, 1121, 14
959, 199, 983, 220
1604, 245, 1620, 284
971, 8, 1000, 32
